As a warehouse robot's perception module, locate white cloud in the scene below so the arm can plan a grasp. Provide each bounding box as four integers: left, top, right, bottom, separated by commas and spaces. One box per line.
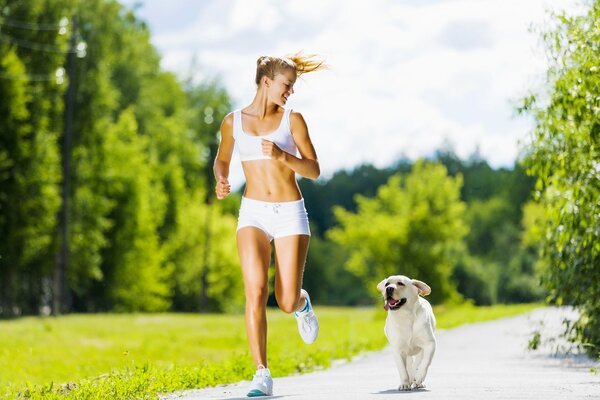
230, 0, 282, 33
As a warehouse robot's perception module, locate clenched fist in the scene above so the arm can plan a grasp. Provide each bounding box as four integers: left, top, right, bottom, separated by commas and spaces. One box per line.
215, 176, 231, 200
261, 139, 284, 160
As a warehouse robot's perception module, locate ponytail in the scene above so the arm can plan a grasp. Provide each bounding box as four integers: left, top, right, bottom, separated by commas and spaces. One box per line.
255, 52, 327, 85
285, 51, 327, 77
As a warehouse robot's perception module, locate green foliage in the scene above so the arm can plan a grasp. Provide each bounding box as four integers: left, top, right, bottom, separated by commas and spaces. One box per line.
75, 1, 239, 312
304, 234, 370, 305
0, 0, 239, 315
458, 195, 545, 305
465, 197, 514, 258
300, 150, 539, 306
66, 0, 172, 311
167, 199, 243, 313
452, 253, 498, 305
299, 162, 409, 235
100, 109, 170, 311
521, 0, 600, 356
0, 0, 66, 315
0, 304, 542, 398
329, 161, 467, 304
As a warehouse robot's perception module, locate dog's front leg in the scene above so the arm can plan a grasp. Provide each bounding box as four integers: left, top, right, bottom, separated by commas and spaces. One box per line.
406, 354, 415, 383
392, 349, 411, 390
413, 342, 435, 388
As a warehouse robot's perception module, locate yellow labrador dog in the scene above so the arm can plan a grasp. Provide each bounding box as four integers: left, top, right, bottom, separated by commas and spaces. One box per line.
377, 275, 436, 391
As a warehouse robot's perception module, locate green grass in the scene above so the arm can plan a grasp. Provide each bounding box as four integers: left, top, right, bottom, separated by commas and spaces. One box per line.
434, 302, 544, 329
0, 303, 542, 399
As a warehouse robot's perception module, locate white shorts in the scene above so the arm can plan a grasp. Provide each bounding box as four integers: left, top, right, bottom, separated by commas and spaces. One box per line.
237, 197, 311, 242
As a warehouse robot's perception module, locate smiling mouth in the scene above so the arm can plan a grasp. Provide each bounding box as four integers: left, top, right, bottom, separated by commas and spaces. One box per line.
384, 297, 407, 311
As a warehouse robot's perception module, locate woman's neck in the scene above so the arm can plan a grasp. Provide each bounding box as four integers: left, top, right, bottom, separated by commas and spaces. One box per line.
246, 88, 279, 120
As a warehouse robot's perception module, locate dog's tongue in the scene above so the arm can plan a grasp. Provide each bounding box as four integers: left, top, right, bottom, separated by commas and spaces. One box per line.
385, 298, 400, 311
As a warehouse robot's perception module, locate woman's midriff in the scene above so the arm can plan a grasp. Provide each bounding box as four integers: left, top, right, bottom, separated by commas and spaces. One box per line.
241, 160, 302, 202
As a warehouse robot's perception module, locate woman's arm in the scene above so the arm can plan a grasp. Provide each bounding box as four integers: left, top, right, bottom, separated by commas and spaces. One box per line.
261, 112, 320, 180
213, 113, 234, 199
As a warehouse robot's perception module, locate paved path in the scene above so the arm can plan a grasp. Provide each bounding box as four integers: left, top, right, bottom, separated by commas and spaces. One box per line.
163, 307, 600, 400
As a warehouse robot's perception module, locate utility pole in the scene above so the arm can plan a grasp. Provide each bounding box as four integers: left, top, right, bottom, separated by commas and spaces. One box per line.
54, 15, 77, 315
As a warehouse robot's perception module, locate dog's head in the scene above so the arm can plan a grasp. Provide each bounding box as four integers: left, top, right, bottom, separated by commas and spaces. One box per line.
376, 275, 431, 311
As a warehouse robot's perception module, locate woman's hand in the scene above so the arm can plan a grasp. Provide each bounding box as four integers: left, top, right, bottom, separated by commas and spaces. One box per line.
215, 176, 231, 200
261, 139, 285, 161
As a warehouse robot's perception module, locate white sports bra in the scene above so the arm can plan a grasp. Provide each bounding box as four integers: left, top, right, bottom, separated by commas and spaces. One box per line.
233, 108, 298, 162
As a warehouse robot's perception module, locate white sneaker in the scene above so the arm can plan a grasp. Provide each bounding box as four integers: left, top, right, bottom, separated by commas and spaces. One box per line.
247, 367, 273, 397
294, 289, 319, 344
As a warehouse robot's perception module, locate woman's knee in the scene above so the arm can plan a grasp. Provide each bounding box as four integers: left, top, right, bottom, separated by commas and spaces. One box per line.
245, 284, 269, 308
276, 293, 301, 314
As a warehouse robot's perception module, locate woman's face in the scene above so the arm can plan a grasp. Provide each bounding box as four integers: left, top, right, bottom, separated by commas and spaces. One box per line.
266, 69, 296, 107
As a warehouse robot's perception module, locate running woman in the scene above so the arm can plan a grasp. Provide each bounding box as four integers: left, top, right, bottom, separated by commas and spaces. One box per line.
213, 53, 326, 397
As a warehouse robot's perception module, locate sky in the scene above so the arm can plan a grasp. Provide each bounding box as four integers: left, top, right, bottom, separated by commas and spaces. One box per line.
121, 0, 583, 189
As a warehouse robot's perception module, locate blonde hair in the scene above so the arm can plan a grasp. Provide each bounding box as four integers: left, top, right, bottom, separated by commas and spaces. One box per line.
255, 52, 327, 86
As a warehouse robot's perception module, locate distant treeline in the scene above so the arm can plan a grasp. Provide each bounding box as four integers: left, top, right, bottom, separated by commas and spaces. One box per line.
296, 152, 544, 307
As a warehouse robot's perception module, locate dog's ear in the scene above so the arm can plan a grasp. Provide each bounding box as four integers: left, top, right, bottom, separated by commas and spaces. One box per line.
376, 279, 387, 293
412, 279, 431, 296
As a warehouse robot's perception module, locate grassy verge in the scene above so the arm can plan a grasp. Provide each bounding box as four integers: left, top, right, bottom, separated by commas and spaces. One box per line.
1, 303, 542, 399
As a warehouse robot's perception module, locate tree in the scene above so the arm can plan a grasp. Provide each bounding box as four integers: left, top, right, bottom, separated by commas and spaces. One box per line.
520, 0, 600, 356
68, 0, 240, 312
0, 1, 67, 316
99, 109, 170, 311
184, 79, 233, 311
1, 0, 241, 314
328, 161, 467, 304
299, 163, 400, 236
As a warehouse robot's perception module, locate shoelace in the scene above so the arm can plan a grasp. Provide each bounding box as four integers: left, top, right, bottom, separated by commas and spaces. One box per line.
299, 311, 314, 332
251, 372, 268, 388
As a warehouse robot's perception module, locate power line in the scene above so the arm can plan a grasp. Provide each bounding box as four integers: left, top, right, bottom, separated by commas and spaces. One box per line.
0, 16, 68, 31
0, 32, 86, 57
0, 70, 62, 82
0, 32, 69, 53
0, 14, 86, 82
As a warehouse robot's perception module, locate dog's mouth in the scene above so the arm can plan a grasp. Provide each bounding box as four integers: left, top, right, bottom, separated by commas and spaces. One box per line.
384, 297, 407, 311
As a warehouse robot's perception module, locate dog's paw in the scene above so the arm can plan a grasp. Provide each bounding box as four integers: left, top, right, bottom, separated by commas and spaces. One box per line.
412, 382, 426, 390
398, 383, 412, 391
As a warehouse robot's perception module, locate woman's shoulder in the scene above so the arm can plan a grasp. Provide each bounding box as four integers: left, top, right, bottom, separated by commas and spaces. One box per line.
288, 110, 309, 137
220, 112, 235, 133
289, 110, 307, 125
222, 110, 238, 124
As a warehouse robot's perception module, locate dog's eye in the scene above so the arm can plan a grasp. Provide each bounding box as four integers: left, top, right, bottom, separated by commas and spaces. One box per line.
397, 282, 405, 286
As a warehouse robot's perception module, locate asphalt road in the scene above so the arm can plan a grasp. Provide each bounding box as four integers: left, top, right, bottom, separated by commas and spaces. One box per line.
162, 307, 600, 400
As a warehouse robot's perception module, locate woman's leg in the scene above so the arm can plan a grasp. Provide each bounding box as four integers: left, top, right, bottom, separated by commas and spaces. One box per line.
237, 227, 271, 368
273, 234, 310, 313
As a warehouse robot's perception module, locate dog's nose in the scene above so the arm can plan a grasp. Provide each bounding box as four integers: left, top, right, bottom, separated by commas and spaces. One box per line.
385, 286, 394, 296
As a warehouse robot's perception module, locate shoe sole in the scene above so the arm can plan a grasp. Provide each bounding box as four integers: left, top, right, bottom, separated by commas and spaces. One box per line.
247, 389, 271, 397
